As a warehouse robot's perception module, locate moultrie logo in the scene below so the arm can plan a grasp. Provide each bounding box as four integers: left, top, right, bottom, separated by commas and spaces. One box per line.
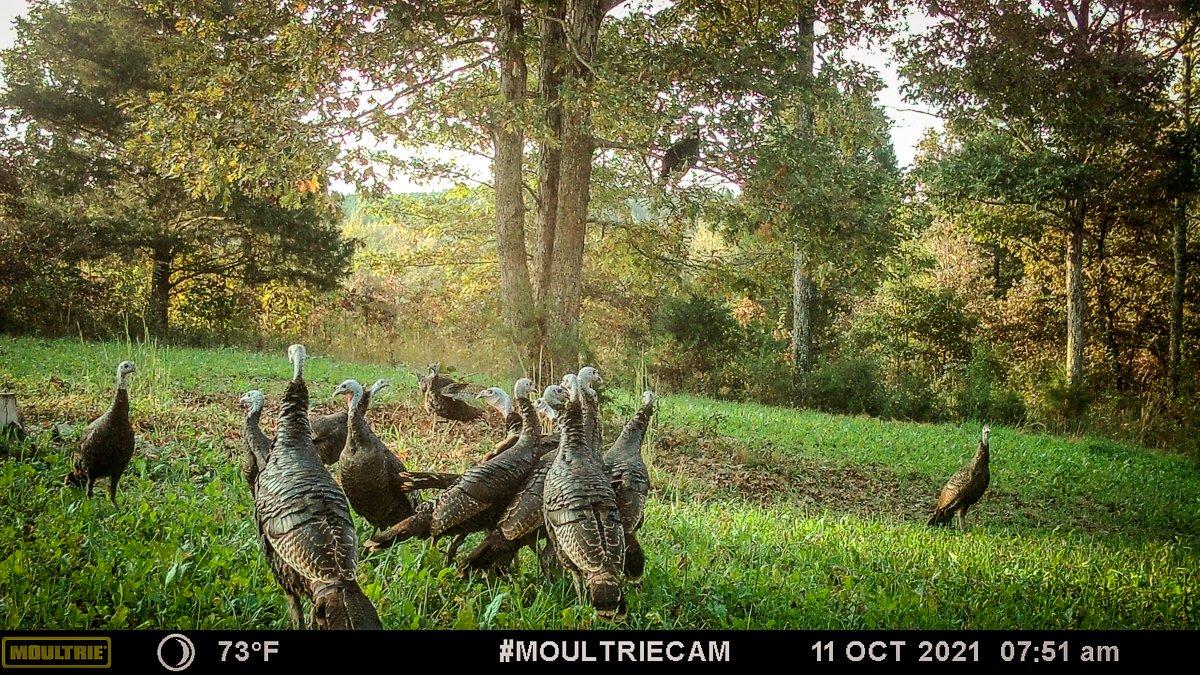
2, 636, 111, 669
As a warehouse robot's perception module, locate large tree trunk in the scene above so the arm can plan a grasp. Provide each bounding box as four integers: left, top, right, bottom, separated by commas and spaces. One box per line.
534, 0, 566, 378
1065, 207, 1086, 393
148, 243, 173, 338
1095, 216, 1125, 391
1170, 42, 1193, 397
1170, 196, 1188, 395
544, 0, 606, 373
493, 0, 536, 358
791, 243, 814, 372
791, 7, 816, 375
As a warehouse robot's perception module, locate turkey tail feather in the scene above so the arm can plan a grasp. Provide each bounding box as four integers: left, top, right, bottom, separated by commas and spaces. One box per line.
588, 574, 626, 621
364, 509, 432, 552
397, 471, 460, 491
927, 508, 953, 527
460, 531, 519, 572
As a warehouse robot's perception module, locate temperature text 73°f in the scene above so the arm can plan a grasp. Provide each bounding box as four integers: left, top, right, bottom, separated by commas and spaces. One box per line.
219, 640, 280, 662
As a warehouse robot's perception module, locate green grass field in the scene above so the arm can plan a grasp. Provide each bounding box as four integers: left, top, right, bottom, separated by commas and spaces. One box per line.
0, 336, 1196, 629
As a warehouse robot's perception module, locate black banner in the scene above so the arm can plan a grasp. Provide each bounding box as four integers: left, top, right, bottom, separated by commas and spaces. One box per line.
0, 630, 1187, 673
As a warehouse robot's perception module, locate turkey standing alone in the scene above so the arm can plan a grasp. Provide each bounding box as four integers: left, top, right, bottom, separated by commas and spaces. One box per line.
364, 378, 541, 558
239, 390, 271, 491
543, 372, 626, 620
64, 361, 137, 504
311, 378, 388, 465
419, 363, 484, 423
253, 345, 381, 629
927, 427, 991, 529
604, 390, 657, 581
460, 384, 570, 573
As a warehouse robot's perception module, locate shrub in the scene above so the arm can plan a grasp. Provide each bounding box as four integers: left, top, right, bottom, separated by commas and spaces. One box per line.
654, 294, 737, 355
951, 344, 1026, 425
802, 355, 884, 416
882, 368, 941, 421
722, 331, 797, 405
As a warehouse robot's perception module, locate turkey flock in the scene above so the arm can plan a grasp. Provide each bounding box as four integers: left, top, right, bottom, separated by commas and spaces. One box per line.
64, 346, 992, 629
66, 346, 660, 628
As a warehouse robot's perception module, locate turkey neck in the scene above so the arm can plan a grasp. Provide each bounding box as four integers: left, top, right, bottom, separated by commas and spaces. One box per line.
581, 390, 601, 453
609, 400, 654, 458
110, 387, 129, 417
494, 391, 513, 418
351, 388, 372, 421
557, 396, 595, 465
275, 378, 313, 454
514, 392, 538, 433
346, 390, 376, 454
972, 439, 990, 471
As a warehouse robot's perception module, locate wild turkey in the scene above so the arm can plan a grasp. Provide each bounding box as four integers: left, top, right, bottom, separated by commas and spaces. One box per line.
659, 121, 701, 184
576, 366, 603, 455
311, 378, 388, 465
604, 391, 657, 581
928, 427, 991, 529
253, 345, 381, 629
478, 386, 522, 436
419, 363, 484, 423
365, 378, 541, 556
330, 378, 457, 526
543, 372, 626, 620
64, 361, 137, 504
478, 385, 523, 460
334, 379, 420, 531
535, 393, 561, 431
240, 390, 271, 491
460, 384, 570, 573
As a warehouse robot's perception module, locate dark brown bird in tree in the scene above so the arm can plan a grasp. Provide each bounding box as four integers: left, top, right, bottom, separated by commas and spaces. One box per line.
419, 363, 484, 423
460, 384, 570, 574
659, 121, 701, 185
928, 427, 992, 529
64, 361, 137, 504
311, 378, 388, 465
239, 390, 271, 491
253, 345, 381, 629
365, 378, 541, 558
543, 373, 627, 620
604, 390, 657, 581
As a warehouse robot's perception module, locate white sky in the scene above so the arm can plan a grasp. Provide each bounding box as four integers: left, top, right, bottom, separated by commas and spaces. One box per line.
0, 0, 940, 191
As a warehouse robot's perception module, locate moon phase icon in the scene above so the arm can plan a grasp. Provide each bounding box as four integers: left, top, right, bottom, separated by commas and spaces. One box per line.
156, 633, 195, 672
